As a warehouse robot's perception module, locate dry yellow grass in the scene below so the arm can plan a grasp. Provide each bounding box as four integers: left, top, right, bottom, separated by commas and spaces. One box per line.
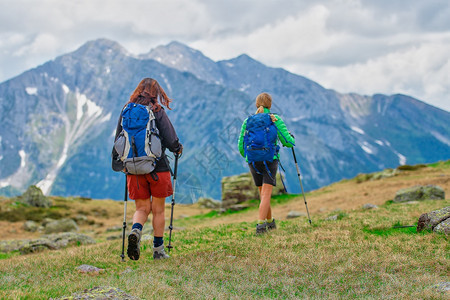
186, 164, 450, 228
0, 162, 448, 298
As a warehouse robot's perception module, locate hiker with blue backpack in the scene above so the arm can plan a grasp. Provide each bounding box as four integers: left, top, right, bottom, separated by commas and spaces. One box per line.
112, 78, 182, 260
238, 92, 295, 234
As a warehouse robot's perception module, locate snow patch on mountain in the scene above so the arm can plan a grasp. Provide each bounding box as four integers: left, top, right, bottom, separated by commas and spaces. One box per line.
291, 116, 306, 122
351, 126, 365, 135
359, 142, 373, 154
160, 73, 172, 94
26, 87, 37, 95
0, 150, 31, 189
37, 91, 111, 195
239, 84, 250, 92
431, 130, 450, 146
76, 93, 102, 121
397, 153, 407, 165
62, 84, 69, 94
391, 149, 407, 165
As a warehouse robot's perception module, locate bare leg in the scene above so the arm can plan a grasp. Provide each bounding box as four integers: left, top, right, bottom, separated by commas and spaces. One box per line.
258, 183, 273, 221
151, 197, 166, 237
133, 198, 151, 225
258, 186, 272, 220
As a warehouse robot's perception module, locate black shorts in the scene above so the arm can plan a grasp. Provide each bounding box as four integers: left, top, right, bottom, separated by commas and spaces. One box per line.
249, 160, 278, 187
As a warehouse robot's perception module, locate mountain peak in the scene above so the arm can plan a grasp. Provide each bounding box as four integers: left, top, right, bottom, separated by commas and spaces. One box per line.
142, 41, 222, 83
143, 41, 209, 61
221, 53, 264, 68
73, 38, 129, 56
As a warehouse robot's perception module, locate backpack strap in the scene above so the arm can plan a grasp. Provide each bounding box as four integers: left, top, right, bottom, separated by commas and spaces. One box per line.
263, 161, 274, 180
274, 125, 295, 146
278, 161, 288, 193
252, 162, 263, 175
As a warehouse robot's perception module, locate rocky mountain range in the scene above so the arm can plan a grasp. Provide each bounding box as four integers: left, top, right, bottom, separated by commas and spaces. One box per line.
0, 39, 449, 202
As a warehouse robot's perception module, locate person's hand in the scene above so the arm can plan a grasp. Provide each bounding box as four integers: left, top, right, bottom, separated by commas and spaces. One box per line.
289, 131, 295, 138
176, 144, 183, 157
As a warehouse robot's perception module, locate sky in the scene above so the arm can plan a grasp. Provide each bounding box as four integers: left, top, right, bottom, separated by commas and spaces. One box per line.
1, 0, 449, 111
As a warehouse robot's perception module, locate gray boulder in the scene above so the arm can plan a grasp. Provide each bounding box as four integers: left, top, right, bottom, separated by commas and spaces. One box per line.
433, 218, 450, 235
0, 240, 28, 253
0, 233, 95, 254
432, 282, 450, 293
228, 204, 249, 212
417, 206, 450, 233
44, 232, 96, 248
362, 203, 378, 210
221, 172, 286, 208
76, 264, 105, 274
325, 215, 339, 221
106, 225, 122, 232
44, 218, 79, 234
287, 211, 306, 219
23, 220, 39, 232
394, 185, 445, 203
17, 238, 58, 254
106, 235, 121, 241
197, 197, 221, 209
17, 185, 51, 208
73, 214, 88, 224
57, 286, 140, 300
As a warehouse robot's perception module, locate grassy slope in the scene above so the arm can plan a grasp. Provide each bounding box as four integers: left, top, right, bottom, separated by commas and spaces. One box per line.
0, 162, 449, 299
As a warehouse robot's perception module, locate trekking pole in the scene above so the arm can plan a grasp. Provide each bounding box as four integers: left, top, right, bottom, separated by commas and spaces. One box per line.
167, 153, 179, 253
291, 148, 312, 225
120, 176, 128, 262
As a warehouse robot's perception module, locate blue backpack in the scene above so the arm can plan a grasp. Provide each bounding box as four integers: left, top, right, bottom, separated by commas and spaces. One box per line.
244, 113, 279, 174
113, 103, 162, 174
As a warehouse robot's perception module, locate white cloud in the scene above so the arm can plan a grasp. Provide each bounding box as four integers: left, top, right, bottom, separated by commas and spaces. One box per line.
0, 0, 449, 111
297, 37, 450, 110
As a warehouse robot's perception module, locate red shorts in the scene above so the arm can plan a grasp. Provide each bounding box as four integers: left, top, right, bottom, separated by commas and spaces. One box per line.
127, 172, 173, 199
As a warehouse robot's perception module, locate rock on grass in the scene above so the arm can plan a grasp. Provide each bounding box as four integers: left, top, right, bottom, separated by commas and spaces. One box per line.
76, 265, 105, 275
416, 206, 450, 233
287, 211, 306, 219
17, 185, 52, 208
0, 232, 95, 254
362, 203, 378, 210
45, 219, 79, 234
23, 220, 39, 232
54, 286, 140, 299
433, 218, 450, 234
394, 185, 445, 203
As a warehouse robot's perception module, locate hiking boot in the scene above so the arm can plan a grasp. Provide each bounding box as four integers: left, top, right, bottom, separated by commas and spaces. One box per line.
127, 228, 141, 260
153, 244, 170, 260
267, 219, 276, 230
256, 223, 268, 235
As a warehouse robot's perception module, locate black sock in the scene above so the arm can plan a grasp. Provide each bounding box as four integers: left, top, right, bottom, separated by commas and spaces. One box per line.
153, 236, 163, 248
132, 223, 143, 231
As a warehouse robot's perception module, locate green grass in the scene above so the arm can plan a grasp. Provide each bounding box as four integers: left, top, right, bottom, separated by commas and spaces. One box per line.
246, 193, 303, 206
0, 206, 66, 222
1, 163, 449, 298
0, 199, 448, 299
428, 160, 450, 169
0, 252, 18, 260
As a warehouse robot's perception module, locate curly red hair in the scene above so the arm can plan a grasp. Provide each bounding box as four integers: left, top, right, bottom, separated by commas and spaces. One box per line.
129, 78, 172, 111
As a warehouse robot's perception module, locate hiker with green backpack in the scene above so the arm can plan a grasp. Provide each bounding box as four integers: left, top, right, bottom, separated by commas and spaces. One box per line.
238, 92, 295, 234
112, 78, 183, 260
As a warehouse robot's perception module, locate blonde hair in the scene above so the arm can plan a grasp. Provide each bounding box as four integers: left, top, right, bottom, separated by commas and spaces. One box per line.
255, 92, 272, 114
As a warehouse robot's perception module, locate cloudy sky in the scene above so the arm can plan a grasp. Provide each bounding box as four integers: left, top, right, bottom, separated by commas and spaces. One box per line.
1, 0, 449, 111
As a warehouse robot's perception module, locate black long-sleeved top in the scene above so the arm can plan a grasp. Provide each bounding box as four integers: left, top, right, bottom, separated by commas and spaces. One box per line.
112, 107, 182, 173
